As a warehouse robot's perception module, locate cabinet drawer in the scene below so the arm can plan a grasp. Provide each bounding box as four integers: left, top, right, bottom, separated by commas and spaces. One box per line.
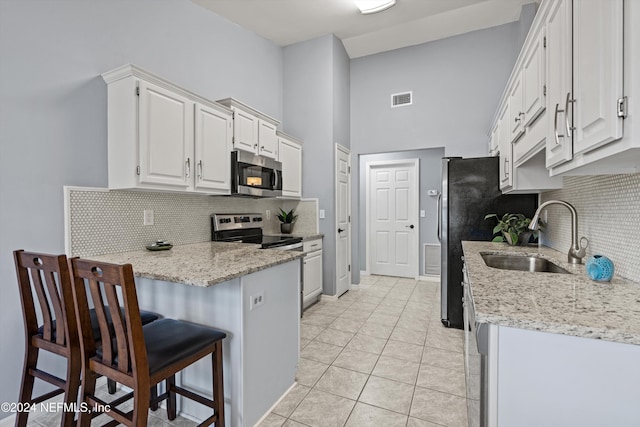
303, 239, 322, 252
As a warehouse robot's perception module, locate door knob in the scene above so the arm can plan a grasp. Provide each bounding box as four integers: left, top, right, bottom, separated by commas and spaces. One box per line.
337, 228, 345, 233
406, 225, 415, 229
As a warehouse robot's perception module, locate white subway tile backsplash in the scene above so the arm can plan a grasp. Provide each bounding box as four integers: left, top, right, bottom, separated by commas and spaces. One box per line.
540, 173, 640, 283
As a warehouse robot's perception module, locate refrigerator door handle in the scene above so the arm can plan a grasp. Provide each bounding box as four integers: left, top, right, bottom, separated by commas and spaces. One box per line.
437, 192, 442, 242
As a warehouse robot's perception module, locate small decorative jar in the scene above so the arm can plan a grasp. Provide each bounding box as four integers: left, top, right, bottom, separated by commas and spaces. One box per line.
585, 255, 615, 282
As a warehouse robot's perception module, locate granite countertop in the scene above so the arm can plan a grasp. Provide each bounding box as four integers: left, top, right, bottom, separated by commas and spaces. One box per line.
85, 241, 304, 288
462, 241, 640, 345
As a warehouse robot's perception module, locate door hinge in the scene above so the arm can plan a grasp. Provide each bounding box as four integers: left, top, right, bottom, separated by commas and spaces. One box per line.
136, 165, 140, 175
543, 85, 547, 96
136, 86, 140, 96
348, 166, 351, 174
617, 96, 628, 118
543, 36, 546, 48
348, 265, 351, 272
348, 215, 351, 222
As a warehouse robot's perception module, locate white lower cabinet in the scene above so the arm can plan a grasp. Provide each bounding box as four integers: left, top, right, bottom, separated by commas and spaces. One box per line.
303, 239, 323, 308
481, 324, 640, 427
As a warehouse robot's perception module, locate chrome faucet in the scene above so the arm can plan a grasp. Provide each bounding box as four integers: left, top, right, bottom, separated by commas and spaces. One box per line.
528, 200, 589, 264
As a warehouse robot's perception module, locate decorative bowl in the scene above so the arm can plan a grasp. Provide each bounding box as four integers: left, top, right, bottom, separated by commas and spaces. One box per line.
585, 255, 614, 282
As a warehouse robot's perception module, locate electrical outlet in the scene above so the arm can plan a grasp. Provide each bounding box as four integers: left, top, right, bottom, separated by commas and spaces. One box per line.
420, 210, 426, 218
143, 209, 154, 226
249, 291, 265, 311
266, 210, 271, 220
319, 209, 325, 219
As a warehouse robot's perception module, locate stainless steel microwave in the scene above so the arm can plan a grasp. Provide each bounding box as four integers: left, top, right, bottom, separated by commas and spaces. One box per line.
231, 150, 283, 197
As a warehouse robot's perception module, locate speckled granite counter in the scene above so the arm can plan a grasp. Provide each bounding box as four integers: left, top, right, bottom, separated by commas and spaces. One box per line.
462, 241, 640, 345
86, 241, 304, 287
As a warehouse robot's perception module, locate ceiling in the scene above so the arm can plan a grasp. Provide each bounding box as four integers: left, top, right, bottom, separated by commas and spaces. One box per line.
192, 0, 538, 58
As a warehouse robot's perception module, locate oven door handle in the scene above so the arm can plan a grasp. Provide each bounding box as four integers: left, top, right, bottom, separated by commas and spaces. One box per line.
269, 242, 303, 251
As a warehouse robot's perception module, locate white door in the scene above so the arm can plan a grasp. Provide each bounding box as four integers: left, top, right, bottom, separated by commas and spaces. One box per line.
138, 80, 193, 189
194, 103, 233, 193
335, 144, 351, 297
368, 159, 419, 278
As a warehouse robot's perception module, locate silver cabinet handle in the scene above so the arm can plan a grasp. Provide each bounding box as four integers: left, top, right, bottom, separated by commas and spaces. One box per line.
437, 193, 442, 242
504, 157, 509, 178
565, 92, 574, 138
198, 160, 203, 180
260, 145, 264, 151
254, 143, 258, 150
185, 158, 191, 178
554, 103, 565, 145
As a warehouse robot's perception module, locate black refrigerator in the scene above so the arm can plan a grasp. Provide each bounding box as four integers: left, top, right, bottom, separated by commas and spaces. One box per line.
439, 157, 537, 329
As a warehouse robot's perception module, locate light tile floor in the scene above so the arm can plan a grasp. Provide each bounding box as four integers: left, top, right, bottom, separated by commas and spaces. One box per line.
22, 377, 198, 426
259, 275, 467, 427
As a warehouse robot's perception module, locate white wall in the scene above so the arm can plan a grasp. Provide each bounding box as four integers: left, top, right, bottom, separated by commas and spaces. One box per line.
0, 0, 282, 416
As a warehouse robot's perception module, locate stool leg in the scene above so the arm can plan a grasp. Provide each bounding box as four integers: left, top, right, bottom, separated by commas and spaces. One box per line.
166, 375, 176, 420
60, 353, 82, 427
213, 341, 225, 427
76, 373, 97, 427
15, 345, 38, 427
107, 378, 116, 394
150, 384, 158, 411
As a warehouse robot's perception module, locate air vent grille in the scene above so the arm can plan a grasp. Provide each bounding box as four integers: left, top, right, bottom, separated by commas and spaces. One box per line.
391, 91, 412, 108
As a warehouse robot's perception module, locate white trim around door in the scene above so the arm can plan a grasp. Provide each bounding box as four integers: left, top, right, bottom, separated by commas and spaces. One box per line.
335, 144, 352, 297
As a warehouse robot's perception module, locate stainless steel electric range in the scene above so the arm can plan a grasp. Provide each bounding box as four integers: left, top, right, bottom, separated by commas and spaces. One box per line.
211, 213, 303, 251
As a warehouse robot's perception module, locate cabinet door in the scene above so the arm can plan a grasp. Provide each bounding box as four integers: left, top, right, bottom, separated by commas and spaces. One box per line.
278, 137, 302, 198
258, 120, 278, 159
194, 103, 233, 193
303, 250, 323, 298
545, 0, 573, 168
572, 0, 623, 155
508, 73, 525, 143
498, 105, 512, 190
138, 81, 193, 189
232, 108, 259, 153
522, 29, 546, 127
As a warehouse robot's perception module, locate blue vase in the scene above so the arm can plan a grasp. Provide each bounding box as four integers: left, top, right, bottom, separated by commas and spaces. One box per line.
585, 255, 614, 282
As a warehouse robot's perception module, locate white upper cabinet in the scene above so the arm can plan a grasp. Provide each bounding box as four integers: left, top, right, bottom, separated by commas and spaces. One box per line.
195, 103, 233, 192
138, 80, 193, 189
522, 28, 546, 127
277, 132, 303, 199
572, 0, 624, 155
508, 73, 525, 143
217, 98, 280, 160
545, 0, 573, 169
102, 65, 233, 194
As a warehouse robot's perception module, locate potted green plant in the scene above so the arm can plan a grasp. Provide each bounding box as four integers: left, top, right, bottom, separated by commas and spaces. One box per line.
484, 213, 539, 246
277, 208, 298, 234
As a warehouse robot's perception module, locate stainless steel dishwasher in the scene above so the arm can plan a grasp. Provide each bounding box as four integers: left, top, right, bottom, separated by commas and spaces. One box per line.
463, 259, 489, 427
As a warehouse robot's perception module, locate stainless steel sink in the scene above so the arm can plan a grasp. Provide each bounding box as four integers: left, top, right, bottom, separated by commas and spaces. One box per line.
480, 253, 570, 274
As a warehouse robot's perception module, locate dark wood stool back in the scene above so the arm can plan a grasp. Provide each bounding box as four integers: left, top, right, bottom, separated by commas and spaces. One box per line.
70, 258, 226, 427
13, 250, 81, 427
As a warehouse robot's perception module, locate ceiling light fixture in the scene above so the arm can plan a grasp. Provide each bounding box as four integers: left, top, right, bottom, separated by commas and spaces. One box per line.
354, 0, 397, 15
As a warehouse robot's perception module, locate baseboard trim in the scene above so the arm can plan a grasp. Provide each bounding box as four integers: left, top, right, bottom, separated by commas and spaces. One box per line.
320, 294, 339, 302
360, 270, 369, 276
254, 382, 297, 427
419, 275, 440, 282
350, 284, 359, 290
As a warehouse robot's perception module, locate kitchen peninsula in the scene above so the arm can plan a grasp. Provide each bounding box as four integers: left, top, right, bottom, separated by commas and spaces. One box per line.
87, 241, 304, 427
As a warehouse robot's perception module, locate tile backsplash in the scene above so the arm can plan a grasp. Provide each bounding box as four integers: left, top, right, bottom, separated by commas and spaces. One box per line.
66, 187, 318, 257
540, 173, 640, 283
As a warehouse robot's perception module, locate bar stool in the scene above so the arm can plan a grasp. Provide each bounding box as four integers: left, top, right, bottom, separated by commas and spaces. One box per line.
13, 250, 160, 427
69, 258, 226, 427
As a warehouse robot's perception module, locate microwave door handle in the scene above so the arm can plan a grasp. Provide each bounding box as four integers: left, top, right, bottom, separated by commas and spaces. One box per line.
273, 169, 279, 190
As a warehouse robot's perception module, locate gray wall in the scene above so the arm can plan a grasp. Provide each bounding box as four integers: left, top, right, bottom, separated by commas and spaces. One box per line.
283, 35, 350, 296
349, 13, 535, 283
0, 0, 282, 416
358, 148, 445, 276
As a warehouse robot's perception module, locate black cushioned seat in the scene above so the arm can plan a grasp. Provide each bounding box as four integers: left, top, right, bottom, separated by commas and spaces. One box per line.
38, 307, 159, 341
97, 319, 227, 374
